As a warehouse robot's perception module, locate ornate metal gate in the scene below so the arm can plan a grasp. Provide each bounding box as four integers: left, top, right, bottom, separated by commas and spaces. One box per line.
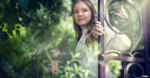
97, 0, 150, 78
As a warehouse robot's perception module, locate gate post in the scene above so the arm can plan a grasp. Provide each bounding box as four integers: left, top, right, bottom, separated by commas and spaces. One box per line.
98, 0, 105, 78
144, 5, 150, 77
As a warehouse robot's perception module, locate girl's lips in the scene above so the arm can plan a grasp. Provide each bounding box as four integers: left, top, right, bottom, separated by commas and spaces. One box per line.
78, 18, 84, 21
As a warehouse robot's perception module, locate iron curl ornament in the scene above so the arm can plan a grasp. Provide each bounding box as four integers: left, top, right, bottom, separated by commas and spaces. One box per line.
104, 0, 143, 53
97, 0, 148, 78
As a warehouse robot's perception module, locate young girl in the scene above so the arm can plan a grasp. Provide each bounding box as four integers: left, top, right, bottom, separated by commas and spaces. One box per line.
72, 0, 131, 78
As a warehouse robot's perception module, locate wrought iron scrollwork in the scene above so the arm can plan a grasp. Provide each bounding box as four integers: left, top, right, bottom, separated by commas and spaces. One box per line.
101, 0, 147, 78
104, 0, 143, 53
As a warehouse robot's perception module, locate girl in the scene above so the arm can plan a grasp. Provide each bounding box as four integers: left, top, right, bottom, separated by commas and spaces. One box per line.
72, 0, 131, 78
72, 0, 103, 44
72, 0, 104, 78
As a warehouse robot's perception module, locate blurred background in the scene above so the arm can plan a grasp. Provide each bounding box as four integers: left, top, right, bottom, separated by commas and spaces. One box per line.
0, 0, 149, 78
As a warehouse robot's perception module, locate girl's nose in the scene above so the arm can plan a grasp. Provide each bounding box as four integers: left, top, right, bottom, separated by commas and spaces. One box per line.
78, 11, 83, 16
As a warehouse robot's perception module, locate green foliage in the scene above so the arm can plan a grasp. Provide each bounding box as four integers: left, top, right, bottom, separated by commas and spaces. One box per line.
0, 0, 77, 78
0, 0, 145, 78
108, 60, 122, 78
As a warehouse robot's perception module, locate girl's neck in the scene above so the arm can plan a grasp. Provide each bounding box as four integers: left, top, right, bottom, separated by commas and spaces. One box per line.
80, 25, 87, 31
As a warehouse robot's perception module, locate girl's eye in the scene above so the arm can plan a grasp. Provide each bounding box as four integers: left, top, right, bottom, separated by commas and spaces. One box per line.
73, 11, 78, 14
83, 9, 88, 12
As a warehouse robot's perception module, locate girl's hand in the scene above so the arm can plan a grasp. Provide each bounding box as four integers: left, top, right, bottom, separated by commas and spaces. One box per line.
91, 21, 104, 39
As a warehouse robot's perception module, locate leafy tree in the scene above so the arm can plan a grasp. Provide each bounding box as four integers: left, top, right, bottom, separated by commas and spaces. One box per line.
0, 0, 77, 78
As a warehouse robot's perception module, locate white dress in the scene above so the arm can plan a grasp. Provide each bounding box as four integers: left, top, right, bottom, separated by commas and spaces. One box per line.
75, 26, 131, 78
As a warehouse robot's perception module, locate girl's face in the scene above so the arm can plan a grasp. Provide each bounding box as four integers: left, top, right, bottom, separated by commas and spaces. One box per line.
73, 1, 92, 30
